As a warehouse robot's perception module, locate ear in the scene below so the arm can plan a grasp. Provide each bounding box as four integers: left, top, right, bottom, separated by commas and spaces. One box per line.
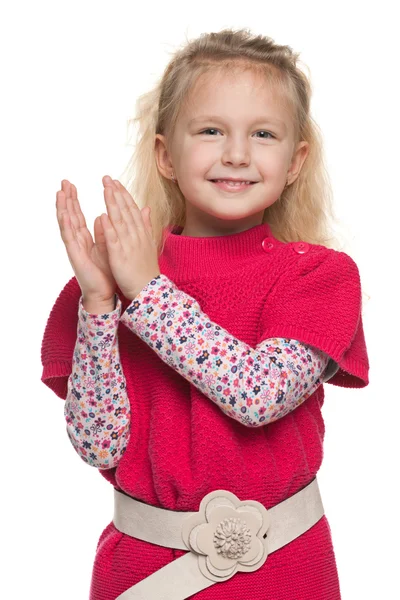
155, 134, 174, 181
287, 141, 310, 184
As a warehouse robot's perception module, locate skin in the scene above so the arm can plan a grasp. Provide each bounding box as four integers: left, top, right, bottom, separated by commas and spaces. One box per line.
155, 68, 309, 237
57, 176, 159, 308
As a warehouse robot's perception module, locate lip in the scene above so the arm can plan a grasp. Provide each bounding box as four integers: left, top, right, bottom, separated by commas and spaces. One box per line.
209, 180, 256, 193
208, 178, 257, 182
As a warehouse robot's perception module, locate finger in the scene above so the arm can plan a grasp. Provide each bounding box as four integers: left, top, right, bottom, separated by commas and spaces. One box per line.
56, 186, 76, 234
56, 189, 67, 226
103, 182, 141, 256
102, 185, 133, 254
60, 180, 72, 215
56, 180, 70, 222
64, 184, 81, 232
70, 182, 88, 230
61, 179, 70, 198
62, 180, 87, 233
60, 209, 95, 275
56, 189, 69, 237
58, 181, 75, 226
112, 179, 145, 235
100, 212, 122, 253
110, 185, 140, 237
143, 207, 153, 234
93, 215, 108, 251
59, 181, 89, 245
58, 201, 81, 260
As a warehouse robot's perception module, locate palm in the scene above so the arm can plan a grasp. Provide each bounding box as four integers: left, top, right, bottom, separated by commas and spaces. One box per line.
81, 221, 114, 278
57, 180, 116, 302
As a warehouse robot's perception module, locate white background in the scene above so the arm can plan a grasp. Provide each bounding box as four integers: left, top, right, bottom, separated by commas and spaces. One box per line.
2, 1, 399, 598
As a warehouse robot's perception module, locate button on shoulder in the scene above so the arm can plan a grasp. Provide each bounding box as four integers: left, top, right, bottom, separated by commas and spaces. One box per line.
292, 241, 310, 254
262, 237, 275, 253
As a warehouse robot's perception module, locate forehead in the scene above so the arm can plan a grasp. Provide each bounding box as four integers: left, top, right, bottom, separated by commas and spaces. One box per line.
180, 69, 292, 129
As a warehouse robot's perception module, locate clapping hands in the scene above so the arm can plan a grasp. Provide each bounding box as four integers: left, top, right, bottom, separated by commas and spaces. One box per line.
56, 176, 160, 305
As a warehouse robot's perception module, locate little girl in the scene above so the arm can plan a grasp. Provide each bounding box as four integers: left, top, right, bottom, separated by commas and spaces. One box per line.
41, 28, 369, 600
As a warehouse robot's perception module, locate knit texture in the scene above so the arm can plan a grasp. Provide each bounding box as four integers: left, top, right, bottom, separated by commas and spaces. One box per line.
41, 222, 369, 599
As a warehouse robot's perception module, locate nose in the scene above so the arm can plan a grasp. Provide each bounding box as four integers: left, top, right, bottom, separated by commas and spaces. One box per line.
221, 135, 250, 167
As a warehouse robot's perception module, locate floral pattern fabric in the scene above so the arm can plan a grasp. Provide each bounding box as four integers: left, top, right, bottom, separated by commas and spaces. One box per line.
64, 274, 330, 469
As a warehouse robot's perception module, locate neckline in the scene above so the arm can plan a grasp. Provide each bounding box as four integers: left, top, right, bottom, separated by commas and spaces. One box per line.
160, 222, 274, 281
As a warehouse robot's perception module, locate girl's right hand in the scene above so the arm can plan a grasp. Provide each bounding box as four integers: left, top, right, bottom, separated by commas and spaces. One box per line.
56, 179, 117, 304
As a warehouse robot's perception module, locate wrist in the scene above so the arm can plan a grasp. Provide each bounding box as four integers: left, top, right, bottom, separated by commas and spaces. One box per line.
125, 273, 162, 302
82, 294, 116, 314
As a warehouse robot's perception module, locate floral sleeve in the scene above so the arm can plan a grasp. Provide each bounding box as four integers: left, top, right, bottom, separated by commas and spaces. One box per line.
65, 274, 332, 469
64, 295, 129, 469
120, 274, 331, 428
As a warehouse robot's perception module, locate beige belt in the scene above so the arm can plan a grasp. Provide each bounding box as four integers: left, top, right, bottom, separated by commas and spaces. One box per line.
113, 477, 324, 600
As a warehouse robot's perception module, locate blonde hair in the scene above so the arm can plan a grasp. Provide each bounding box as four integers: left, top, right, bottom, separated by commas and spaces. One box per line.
120, 28, 350, 258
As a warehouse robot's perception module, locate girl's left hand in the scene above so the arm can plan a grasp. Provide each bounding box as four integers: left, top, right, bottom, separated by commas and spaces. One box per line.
100, 175, 161, 301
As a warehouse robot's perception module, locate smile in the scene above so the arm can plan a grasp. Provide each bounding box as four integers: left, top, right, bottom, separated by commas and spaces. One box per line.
209, 180, 256, 192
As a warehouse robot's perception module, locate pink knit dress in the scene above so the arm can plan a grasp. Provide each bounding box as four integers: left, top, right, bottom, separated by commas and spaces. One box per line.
41, 222, 369, 599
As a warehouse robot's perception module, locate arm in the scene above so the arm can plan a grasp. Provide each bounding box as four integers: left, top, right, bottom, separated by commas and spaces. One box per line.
120, 274, 331, 428
64, 294, 130, 468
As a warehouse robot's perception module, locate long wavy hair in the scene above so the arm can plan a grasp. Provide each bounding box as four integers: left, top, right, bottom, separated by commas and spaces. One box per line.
119, 28, 351, 258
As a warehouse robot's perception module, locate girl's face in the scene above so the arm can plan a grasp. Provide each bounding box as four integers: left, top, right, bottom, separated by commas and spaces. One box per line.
155, 69, 309, 237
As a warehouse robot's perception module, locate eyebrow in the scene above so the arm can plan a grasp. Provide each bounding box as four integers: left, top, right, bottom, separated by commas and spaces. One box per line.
188, 115, 287, 130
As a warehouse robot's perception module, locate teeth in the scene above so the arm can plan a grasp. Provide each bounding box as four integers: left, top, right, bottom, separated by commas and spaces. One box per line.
214, 180, 252, 185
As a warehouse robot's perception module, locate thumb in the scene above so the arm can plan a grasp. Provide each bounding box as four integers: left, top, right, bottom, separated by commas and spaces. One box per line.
94, 216, 109, 253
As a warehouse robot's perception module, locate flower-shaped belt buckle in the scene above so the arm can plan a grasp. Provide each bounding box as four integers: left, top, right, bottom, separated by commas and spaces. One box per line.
181, 489, 271, 583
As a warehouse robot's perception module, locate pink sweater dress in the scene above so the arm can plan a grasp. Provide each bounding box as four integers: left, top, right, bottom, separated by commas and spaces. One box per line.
41, 222, 369, 599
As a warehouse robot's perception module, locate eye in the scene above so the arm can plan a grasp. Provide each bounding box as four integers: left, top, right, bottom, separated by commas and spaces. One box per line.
255, 131, 275, 139
199, 128, 221, 135
199, 128, 275, 139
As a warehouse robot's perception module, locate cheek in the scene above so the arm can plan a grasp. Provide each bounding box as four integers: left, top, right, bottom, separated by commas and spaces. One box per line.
182, 143, 216, 173
256, 147, 289, 173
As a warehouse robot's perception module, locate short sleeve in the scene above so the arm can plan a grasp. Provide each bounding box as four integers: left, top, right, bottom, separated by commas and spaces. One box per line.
40, 276, 81, 400
257, 248, 369, 388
